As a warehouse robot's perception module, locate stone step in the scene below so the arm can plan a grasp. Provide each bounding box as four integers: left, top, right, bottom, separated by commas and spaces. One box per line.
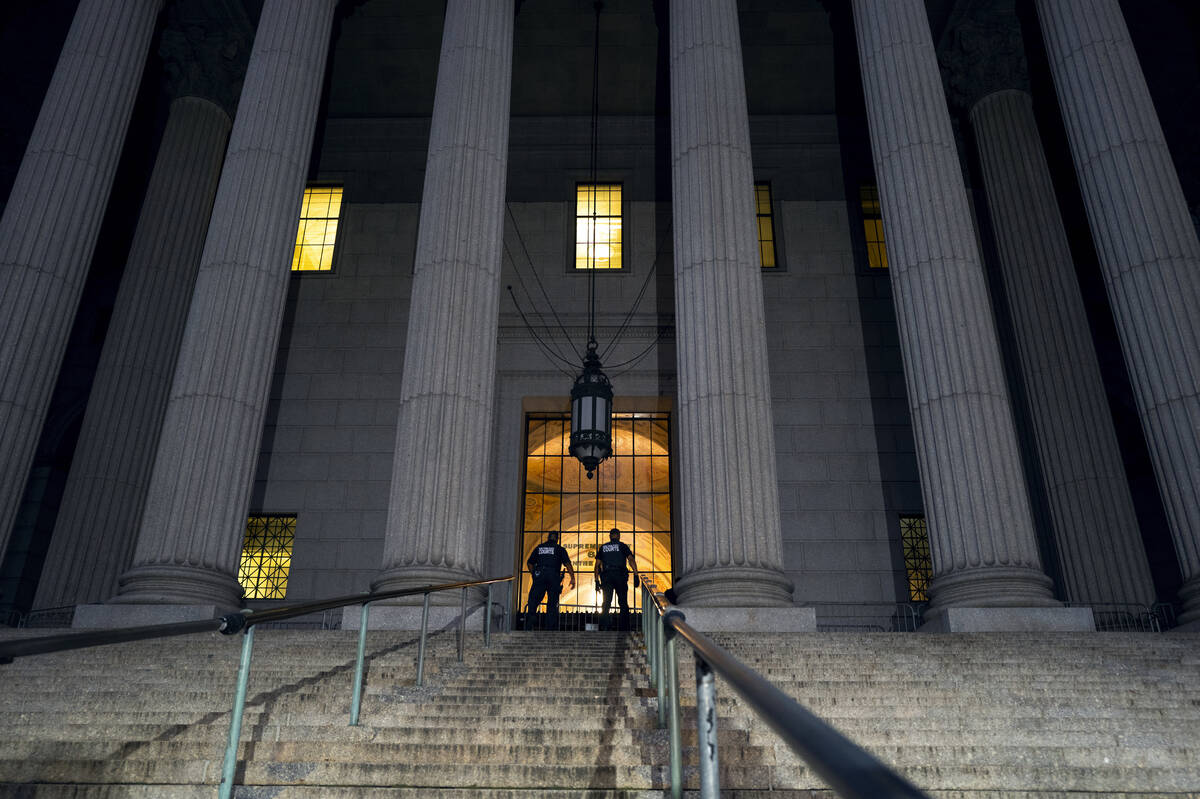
0, 710, 662, 731
0, 758, 660, 789
3, 629, 1198, 798
0, 740, 771, 768
7, 756, 1200, 793
0, 786, 662, 799
5, 788, 1199, 799
0, 698, 654, 717
0, 723, 752, 748
8, 737, 1199, 772
10, 718, 1197, 751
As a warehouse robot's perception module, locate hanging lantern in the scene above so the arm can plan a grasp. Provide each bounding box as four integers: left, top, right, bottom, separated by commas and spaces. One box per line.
570, 342, 613, 479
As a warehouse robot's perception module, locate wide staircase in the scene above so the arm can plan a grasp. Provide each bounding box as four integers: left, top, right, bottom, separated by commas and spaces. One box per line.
0, 627, 1198, 797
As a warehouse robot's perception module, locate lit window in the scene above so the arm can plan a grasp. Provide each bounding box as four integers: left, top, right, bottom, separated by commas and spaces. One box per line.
521, 412, 672, 613
900, 515, 931, 602
575, 183, 622, 270
755, 182, 777, 268
861, 184, 888, 269
292, 186, 343, 272
238, 515, 296, 599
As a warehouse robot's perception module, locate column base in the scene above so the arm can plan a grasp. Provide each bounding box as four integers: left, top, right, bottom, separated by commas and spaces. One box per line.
370, 565, 483, 606
73, 602, 228, 629
919, 606, 1095, 632
673, 566, 794, 607
927, 566, 1059, 610
673, 606, 816, 632
112, 563, 243, 608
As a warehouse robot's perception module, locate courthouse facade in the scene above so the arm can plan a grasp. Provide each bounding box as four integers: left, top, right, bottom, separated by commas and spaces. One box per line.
0, 0, 1198, 630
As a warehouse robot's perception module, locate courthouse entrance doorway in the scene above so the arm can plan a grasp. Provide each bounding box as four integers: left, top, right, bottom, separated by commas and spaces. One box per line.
518, 410, 673, 629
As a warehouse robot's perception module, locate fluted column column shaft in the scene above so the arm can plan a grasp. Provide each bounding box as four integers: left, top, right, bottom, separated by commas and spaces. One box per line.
669, 0, 793, 607
851, 0, 1056, 610
373, 0, 514, 597
116, 0, 338, 606
35, 97, 231, 609
1036, 0, 1200, 623
0, 0, 162, 560
970, 90, 1155, 605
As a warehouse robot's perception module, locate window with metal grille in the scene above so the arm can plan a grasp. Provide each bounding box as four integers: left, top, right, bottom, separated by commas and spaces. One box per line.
238, 515, 296, 599
292, 186, 343, 272
755, 182, 777, 268
861, 184, 888, 269
575, 183, 623, 270
900, 515, 931, 602
521, 412, 671, 611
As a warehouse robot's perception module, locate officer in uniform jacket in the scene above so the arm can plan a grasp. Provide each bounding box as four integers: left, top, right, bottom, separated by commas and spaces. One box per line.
595, 528, 638, 630
525, 531, 575, 630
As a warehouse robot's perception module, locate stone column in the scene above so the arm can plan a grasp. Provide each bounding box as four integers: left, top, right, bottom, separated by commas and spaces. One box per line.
100, 0, 338, 614
1036, 0, 1200, 626
371, 0, 514, 602
939, 3, 1155, 607
35, 5, 251, 610
0, 0, 163, 562
668, 0, 793, 608
852, 0, 1076, 630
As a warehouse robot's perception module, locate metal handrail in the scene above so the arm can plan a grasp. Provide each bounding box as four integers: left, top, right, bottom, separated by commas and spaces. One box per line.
637, 575, 930, 799
0, 576, 512, 663
1, 575, 513, 799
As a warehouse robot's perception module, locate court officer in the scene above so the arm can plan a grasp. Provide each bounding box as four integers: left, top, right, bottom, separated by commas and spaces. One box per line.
525, 531, 575, 630
595, 527, 639, 630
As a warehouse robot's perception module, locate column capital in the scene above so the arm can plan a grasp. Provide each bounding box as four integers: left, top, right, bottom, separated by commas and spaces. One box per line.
159, 0, 253, 113
938, 0, 1029, 113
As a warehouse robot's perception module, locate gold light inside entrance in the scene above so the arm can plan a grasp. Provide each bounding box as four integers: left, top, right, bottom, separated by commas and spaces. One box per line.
522, 412, 672, 613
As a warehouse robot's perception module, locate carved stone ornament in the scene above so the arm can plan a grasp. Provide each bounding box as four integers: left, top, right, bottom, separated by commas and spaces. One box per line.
158, 0, 254, 113
939, 0, 1030, 112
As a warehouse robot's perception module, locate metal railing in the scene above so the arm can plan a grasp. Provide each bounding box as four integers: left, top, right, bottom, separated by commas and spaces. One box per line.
1063, 601, 1177, 632
813, 602, 925, 632
6, 604, 78, 628
517, 600, 642, 632
638, 577, 931, 799
0, 575, 513, 799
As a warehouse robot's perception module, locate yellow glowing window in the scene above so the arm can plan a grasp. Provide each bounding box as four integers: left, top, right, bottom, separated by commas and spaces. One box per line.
755, 182, 777, 268
292, 186, 343, 272
861, 185, 888, 269
238, 515, 295, 599
900, 515, 931, 602
575, 183, 622, 270
521, 412, 671, 614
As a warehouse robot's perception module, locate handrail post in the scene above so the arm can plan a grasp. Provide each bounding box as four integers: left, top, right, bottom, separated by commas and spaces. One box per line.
485, 584, 493, 648
641, 586, 648, 641
667, 631, 682, 799
648, 593, 659, 687
458, 587, 467, 662
504, 583, 512, 632
695, 654, 720, 799
416, 592, 431, 687
656, 610, 667, 728
218, 626, 255, 799
349, 601, 370, 726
